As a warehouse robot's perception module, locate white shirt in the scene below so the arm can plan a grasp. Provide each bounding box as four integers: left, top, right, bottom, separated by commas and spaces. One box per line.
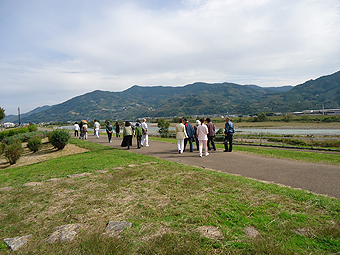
94, 121, 100, 129
74, 124, 79, 131
141, 122, 148, 134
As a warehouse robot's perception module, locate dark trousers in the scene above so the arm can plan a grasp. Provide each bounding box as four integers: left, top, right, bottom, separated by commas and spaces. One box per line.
195, 137, 199, 150
137, 135, 142, 148
184, 137, 193, 152
74, 130, 79, 137
107, 132, 112, 142
224, 133, 233, 152
208, 136, 216, 150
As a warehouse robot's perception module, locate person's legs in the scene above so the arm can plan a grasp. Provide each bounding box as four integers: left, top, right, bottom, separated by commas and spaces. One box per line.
145, 134, 149, 146
198, 140, 202, 157
228, 134, 233, 152
203, 140, 209, 156
211, 136, 216, 150
141, 135, 146, 146
207, 136, 212, 150
224, 136, 228, 151
189, 137, 193, 152
177, 139, 181, 153
183, 138, 188, 152
180, 139, 184, 153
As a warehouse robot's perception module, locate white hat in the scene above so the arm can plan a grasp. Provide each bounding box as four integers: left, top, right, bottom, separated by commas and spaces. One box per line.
196, 120, 201, 125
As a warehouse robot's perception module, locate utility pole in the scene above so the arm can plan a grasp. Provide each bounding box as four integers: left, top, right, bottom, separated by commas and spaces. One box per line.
18, 107, 21, 126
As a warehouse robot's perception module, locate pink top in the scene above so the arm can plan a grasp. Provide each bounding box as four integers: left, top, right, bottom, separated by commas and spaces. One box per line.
197, 124, 208, 141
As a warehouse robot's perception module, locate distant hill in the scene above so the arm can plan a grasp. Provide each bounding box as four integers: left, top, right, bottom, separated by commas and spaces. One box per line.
4, 105, 51, 123
19, 71, 340, 123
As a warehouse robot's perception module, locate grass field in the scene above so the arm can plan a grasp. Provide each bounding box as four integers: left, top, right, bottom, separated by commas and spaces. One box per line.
0, 138, 339, 254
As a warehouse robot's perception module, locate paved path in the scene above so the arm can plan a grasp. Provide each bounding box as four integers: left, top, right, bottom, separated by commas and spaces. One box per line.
83, 134, 340, 199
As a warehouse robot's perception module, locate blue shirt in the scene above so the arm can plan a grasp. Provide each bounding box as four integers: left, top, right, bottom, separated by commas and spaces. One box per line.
224, 121, 235, 134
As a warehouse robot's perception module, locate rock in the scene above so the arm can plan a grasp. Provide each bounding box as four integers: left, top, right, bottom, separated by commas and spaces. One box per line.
95, 170, 108, 173
103, 221, 132, 237
4, 235, 32, 251
197, 225, 224, 240
23, 182, 43, 187
292, 227, 313, 237
46, 178, 63, 182
113, 167, 124, 170
128, 164, 139, 167
67, 173, 91, 178
0, 186, 13, 191
244, 226, 261, 238
46, 224, 82, 244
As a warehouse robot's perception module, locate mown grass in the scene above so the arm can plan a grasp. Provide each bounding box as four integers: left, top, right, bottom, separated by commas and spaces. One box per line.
0, 138, 339, 254
150, 137, 340, 166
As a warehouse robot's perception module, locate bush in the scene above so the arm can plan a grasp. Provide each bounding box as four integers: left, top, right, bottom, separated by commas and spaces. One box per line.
2, 131, 48, 145
27, 136, 43, 153
27, 124, 38, 132
4, 141, 23, 165
0, 143, 5, 154
49, 130, 71, 150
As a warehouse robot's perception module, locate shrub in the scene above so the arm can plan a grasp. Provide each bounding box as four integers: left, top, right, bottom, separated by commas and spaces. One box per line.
2, 131, 48, 145
0, 143, 5, 154
4, 141, 23, 165
27, 136, 43, 153
49, 130, 71, 150
27, 124, 38, 132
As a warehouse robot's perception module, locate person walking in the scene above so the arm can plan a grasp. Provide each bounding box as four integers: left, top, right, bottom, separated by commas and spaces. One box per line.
197, 118, 209, 157
135, 120, 144, 149
206, 118, 216, 151
82, 120, 88, 140
141, 119, 149, 147
224, 117, 235, 152
183, 118, 194, 152
106, 121, 113, 143
194, 119, 200, 151
73, 122, 79, 137
175, 118, 188, 154
115, 122, 120, 138
121, 121, 133, 149
94, 119, 100, 139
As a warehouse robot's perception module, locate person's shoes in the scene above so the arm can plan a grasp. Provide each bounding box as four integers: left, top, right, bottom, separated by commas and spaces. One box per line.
179, 150, 181, 154
214, 149, 216, 151
146, 145, 149, 147
205, 153, 209, 156
199, 154, 202, 157
190, 150, 193, 152
223, 150, 228, 152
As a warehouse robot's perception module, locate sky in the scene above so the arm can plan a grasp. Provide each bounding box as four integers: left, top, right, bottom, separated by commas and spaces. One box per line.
1, 0, 340, 115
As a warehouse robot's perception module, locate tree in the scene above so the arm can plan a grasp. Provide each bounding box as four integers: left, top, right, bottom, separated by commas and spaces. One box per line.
0, 107, 5, 123
257, 112, 268, 122
283, 112, 293, 122
157, 118, 170, 138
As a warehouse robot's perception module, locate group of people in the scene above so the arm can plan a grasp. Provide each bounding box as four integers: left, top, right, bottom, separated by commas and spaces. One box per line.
74, 116, 235, 157
176, 117, 235, 157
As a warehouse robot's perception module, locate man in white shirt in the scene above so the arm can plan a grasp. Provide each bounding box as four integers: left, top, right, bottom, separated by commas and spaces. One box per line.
94, 119, 101, 139
73, 122, 80, 137
141, 119, 149, 147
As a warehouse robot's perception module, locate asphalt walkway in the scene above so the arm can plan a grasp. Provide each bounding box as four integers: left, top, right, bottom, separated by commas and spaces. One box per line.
84, 134, 340, 199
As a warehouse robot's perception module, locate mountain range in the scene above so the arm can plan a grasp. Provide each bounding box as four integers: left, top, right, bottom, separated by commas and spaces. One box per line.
4, 70, 340, 123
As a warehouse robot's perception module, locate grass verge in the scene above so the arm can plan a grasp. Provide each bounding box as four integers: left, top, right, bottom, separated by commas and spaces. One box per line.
0, 139, 339, 254
150, 137, 340, 166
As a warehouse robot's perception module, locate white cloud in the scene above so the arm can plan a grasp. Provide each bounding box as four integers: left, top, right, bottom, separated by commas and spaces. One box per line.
1, 0, 340, 114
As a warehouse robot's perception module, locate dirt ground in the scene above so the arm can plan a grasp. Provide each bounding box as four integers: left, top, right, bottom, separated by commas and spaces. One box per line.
0, 140, 88, 169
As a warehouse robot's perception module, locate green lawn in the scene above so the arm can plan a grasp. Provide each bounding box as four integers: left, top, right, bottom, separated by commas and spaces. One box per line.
0, 138, 339, 254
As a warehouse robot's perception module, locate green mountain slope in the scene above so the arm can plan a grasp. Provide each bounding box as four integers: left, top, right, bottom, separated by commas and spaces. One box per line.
22, 71, 340, 123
